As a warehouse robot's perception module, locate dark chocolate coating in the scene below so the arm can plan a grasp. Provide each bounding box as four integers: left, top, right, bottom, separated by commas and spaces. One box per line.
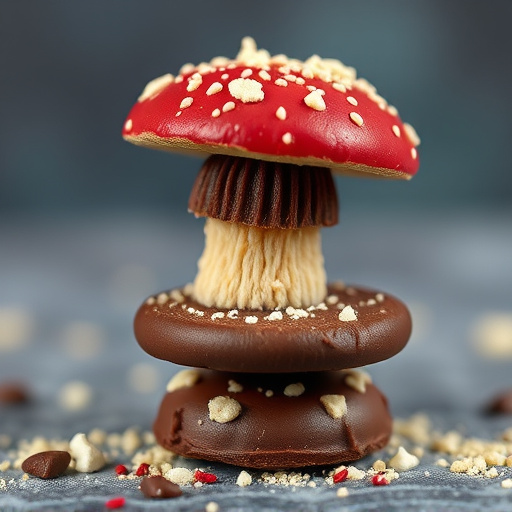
154, 369, 391, 469
135, 284, 411, 373
21, 451, 71, 479
188, 155, 338, 229
139, 476, 182, 499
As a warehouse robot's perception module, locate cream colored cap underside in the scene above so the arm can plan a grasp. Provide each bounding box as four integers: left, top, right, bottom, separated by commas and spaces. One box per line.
123, 133, 412, 180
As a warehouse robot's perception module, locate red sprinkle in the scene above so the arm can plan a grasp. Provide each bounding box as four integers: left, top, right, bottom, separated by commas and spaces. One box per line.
115, 464, 128, 476
105, 497, 125, 509
194, 469, 218, 484
333, 468, 348, 483
135, 463, 150, 477
372, 473, 389, 486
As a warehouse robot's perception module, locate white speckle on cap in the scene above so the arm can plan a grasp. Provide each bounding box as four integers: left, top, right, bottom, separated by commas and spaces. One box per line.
404, 123, 421, 146
221, 73, 229, 80
146, 296, 155, 305
284, 74, 297, 82
332, 82, 346, 93
282, 132, 293, 144
346, 96, 358, 106
180, 97, 193, 109
258, 70, 271, 81
276, 106, 287, 120
296, 77, 305, 85
187, 73, 203, 92
211, 311, 225, 320
388, 105, 398, 116
275, 78, 288, 87
392, 125, 401, 137
411, 147, 418, 159
241, 68, 253, 78
157, 292, 168, 304
227, 309, 238, 319
222, 101, 235, 113
338, 305, 358, 322
175, 111, 182, 117
304, 90, 326, 111
211, 108, 221, 118
206, 82, 223, 95
375, 293, 385, 302
326, 295, 339, 305
138, 73, 174, 102
124, 119, 132, 131
228, 78, 264, 103
245, 316, 258, 324
349, 112, 364, 126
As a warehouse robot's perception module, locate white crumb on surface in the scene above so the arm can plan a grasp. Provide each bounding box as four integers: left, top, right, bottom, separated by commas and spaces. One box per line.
208, 396, 242, 423
179, 97, 193, 109
166, 369, 201, 392
0, 307, 34, 352
60, 321, 105, 360
245, 316, 258, 324
211, 312, 225, 320
276, 106, 287, 120
265, 311, 283, 321
282, 132, 293, 144
237, 470, 252, 487
338, 305, 357, 322
349, 112, 364, 126
127, 363, 160, 394
344, 369, 372, 393
69, 433, 105, 473
58, 381, 92, 411
283, 382, 305, 397
227, 380, 243, 393
320, 394, 347, 419
167, 467, 194, 485
227, 309, 238, 319
388, 446, 420, 472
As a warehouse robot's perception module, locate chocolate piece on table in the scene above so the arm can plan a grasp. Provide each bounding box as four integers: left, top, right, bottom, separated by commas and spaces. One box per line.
487, 389, 512, 414
153, 369, 391, 469
21, 451, 71, 479
0, 382, 30, 405
139, 476, 182, 499
189, 155, 338, 229
135, 285, 411, 373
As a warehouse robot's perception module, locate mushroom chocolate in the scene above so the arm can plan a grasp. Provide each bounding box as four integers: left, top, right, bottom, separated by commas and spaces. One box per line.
123, 38, 419, 469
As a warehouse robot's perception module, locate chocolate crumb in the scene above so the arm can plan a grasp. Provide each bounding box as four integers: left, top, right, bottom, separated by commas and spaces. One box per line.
140, 475, 182, 499
21, 451, 71, 479
0, 382, 29, 405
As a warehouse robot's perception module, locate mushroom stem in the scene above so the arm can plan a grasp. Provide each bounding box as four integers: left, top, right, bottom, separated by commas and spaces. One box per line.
193, 218, 326, 310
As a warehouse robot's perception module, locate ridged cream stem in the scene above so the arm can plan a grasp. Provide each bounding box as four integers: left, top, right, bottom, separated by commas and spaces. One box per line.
193, 218, 326, 310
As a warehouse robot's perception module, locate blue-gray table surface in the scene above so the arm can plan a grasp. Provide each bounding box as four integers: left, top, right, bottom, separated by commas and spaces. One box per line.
1, 210, 512, 511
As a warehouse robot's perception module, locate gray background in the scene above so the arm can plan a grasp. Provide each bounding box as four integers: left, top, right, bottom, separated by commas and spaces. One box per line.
1, 1, 512, 510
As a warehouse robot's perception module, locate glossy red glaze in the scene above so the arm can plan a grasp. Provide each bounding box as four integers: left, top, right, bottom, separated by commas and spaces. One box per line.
123, 64, 419, 179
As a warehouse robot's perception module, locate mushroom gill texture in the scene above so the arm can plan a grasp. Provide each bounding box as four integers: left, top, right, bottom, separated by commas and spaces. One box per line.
193, 217, 327, 310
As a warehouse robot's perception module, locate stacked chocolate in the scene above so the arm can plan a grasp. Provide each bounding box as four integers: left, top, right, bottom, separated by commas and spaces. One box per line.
124, 38, 419, 469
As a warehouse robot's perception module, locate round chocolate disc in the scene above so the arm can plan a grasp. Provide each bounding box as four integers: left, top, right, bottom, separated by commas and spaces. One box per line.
154, 369, 391, 469
135, 284, 411, 373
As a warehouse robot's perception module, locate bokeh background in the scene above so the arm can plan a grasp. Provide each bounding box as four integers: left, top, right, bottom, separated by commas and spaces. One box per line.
1, 0, 512, 430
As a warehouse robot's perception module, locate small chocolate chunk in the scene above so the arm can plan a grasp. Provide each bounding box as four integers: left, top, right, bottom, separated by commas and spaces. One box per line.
487, 389, 512, 414
139, 476, 182, 499
188, 155, 338, 229
0, 382, 29, 405
21, 451, 71, 479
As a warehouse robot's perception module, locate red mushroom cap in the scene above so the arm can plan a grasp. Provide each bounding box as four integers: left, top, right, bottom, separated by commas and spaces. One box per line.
123, 38, 420, 179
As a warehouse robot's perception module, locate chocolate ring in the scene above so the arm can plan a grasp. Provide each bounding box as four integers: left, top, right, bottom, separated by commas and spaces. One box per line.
154, 369, 391, 469
134, 284, 411, 373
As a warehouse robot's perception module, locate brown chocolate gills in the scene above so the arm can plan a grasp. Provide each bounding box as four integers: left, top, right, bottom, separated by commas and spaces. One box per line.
154, 369, 391, 469
188, 155, 338, 228
135, 285, 411, 373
